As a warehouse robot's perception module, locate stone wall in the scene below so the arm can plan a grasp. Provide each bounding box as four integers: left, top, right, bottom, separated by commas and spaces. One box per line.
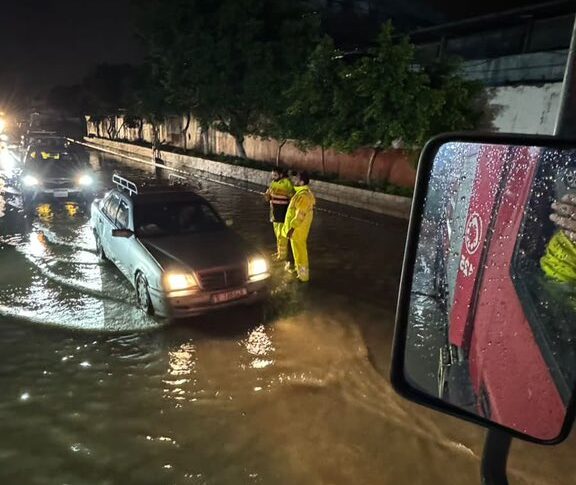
87, 115, 417, 189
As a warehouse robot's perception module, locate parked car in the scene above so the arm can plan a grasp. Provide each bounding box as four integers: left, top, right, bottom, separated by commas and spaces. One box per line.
90, 175, 271, 318
24, 135, 69, 162
21, 129, 59, 148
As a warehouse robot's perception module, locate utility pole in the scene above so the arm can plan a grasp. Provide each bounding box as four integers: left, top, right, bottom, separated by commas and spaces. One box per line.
555, 13, 576, 137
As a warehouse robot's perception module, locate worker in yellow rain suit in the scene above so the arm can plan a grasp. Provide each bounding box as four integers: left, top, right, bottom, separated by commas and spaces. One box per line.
541, 230, 576, 282
282, 171, 315, 282
541, 193, 576, 282
265, 168, 294, 261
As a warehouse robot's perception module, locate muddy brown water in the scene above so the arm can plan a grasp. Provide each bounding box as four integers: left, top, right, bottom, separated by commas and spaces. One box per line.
0, 149, 574, 484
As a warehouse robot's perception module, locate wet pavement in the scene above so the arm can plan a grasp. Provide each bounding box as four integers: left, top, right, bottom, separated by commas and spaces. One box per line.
0, 147, 575, 484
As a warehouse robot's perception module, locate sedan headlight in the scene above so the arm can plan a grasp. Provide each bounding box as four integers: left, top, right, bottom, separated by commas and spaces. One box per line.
23, 175, 40, 187
78, 174, 94, 186
164, 272, 198, 291
248, 257, 269, 281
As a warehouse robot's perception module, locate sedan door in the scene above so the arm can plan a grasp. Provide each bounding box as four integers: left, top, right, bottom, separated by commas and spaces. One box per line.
108, 197, 138, 282
98, 193, 122, 258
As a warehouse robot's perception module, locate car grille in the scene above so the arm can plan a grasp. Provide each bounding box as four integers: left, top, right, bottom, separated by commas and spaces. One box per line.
197, 267, 246, 291
44, 178, 74, 189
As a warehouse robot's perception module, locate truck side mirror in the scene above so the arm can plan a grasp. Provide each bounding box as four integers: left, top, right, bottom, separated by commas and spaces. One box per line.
392, 133, 576, 445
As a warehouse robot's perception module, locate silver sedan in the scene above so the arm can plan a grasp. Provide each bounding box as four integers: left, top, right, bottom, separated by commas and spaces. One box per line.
90, 178, 270, 318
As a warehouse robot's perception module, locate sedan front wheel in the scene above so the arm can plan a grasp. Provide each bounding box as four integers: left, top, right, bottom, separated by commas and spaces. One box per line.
94, 232, 108, 262
136, 273, 154, 316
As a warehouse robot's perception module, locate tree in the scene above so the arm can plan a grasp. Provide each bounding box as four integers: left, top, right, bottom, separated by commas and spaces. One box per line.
425, 60, 493, 132
330, 25, 435, 184
46, 64, 141, 140
123, 113, 144, 141
46, 85, 84, 117
281, 37, 346, 173
138, 0, 319, 158
129, 65, 173, 162
331, 24, 488, 185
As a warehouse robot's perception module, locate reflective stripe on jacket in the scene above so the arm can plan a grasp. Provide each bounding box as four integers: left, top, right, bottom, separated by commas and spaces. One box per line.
266, 177, 294, 223
541, 230, 576, 283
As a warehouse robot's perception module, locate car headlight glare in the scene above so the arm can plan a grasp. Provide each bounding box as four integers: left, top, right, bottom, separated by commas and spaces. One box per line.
164, 272, 198, 291
23, 175, 40, 187
248, 257, 269, 277
78, 174, 93, 186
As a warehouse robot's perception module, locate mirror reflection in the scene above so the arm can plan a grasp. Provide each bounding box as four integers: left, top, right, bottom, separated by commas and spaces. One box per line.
405, 141, 576, 441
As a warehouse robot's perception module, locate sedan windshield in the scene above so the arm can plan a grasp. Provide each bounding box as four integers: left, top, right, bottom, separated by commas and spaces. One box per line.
134, 200, 224, 237
25, 155, 86, 176
31, 139, 67, 151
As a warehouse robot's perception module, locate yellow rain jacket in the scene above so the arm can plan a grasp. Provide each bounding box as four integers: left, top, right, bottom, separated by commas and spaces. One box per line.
266, 177, 294, 260
282, 185, 315, 281
266, 177, 294, 223
541, 230, 576, 283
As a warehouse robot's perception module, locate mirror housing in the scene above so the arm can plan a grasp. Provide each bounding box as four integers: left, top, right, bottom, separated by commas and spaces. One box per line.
112, 228, 133, 238
392, 133, 576, 445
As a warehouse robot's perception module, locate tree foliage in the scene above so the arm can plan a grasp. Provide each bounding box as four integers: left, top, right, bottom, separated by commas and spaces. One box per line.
278, 37, 348, 172
138, 0, 320, 158
279, 23, 490, 183
54, 9, 490, 184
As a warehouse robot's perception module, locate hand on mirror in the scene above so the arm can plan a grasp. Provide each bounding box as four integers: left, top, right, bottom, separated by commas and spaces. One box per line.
550, 193, 576, 242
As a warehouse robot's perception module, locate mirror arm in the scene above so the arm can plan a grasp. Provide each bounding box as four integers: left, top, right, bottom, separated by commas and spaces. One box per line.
481, 429, 512, 485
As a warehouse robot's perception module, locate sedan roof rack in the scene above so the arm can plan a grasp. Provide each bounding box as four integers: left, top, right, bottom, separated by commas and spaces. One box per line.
113, 174, 138, 196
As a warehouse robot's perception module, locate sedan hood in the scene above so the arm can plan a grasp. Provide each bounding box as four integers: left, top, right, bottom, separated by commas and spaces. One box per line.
141, 229, 255, 271
26, 160, 88, 180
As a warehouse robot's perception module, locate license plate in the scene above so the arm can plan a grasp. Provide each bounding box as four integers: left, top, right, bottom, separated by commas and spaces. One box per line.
54, 190, 68, 198
212, 288, 248, 303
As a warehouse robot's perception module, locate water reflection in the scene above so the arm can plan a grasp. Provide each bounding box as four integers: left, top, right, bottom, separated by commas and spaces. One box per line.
0, 147, 521, 484
165, 343, 196, 406
0, 202, 162, 332
244, 324, 275, 370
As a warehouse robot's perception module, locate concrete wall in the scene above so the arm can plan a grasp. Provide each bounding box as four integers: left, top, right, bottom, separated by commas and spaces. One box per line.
490, 82, 562, 135
81, 137, 413, 219
86, 115, 417, 189
462, 51, 567, 86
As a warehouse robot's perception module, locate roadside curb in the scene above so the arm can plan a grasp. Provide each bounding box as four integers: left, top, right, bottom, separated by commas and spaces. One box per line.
79, 137, 412, 219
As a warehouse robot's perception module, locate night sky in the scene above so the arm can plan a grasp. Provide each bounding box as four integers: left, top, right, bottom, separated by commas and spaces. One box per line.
0, 0, 141, 100
0, 0, 563, 102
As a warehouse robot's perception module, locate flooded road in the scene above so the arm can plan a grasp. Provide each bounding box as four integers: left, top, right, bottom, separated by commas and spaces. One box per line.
0, 147, 575, 484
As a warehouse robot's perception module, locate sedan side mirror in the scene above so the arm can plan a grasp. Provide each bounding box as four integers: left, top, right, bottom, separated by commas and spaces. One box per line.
112, 228, 134, 238
392, 133, 576, 445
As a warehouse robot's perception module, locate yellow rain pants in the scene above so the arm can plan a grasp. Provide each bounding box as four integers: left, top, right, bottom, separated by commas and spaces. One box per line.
282, 185, 315, 282
266, 177, 294, 260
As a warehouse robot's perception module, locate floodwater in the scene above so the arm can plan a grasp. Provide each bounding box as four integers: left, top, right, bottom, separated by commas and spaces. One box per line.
0, 147, 575, 484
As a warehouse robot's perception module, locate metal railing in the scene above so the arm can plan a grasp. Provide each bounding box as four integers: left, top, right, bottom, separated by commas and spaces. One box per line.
112, 174, 138, 196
